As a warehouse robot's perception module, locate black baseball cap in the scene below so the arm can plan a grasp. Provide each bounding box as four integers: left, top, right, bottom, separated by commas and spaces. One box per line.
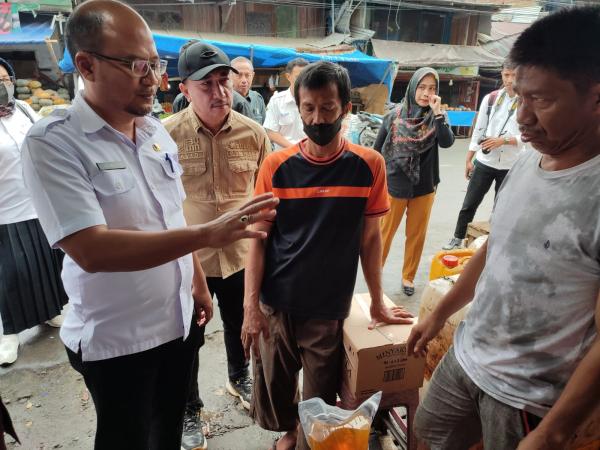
178, 41, 238, 81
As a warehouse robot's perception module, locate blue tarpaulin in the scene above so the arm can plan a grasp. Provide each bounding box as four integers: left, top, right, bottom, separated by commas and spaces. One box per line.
59, 32, 394, 91
0, 20, 54, 45
447, 110, 477, 127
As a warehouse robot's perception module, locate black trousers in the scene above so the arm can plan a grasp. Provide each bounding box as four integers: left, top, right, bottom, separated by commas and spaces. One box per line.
188, 269, 249, 406
453, 160, 509, 239
66, 319, 203, 450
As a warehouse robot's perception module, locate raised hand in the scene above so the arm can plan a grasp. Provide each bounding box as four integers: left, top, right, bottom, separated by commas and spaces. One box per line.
202, 193, 279, 248
429, 95, 443, 116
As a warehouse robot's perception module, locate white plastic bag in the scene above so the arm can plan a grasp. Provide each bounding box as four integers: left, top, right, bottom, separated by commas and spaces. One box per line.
298, 391, 382, 450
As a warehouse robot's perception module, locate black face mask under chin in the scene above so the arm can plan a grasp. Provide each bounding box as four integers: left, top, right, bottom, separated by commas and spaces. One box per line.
303, 114, 344, 146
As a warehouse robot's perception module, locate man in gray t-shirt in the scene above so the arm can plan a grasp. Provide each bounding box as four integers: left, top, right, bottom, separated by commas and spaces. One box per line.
408, 7, 600, 450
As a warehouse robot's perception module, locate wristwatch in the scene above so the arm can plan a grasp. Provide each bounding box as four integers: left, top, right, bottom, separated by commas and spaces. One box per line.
503, 136, 510, 145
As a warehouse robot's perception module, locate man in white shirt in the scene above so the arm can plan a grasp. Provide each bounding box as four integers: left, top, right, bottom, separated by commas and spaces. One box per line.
444, 62, 525, 249
21, 1, 277, 449
263, 58, 308, 150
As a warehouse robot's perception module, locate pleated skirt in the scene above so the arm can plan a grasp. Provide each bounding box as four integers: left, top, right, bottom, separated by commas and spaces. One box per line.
0, 219, 68, 334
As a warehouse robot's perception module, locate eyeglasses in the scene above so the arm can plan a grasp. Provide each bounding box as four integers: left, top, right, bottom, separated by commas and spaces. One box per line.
195, 76, 232, 93
87, 52, 168, 78
0, 76, 15, 84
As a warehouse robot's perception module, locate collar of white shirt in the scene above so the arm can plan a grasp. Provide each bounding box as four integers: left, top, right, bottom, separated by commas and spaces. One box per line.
282, 88, 296, 104
72, 93, 158, 137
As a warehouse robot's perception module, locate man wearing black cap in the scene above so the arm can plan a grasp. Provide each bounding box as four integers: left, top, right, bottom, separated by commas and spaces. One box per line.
163, 41, 271, 450
171, 40, 252, 119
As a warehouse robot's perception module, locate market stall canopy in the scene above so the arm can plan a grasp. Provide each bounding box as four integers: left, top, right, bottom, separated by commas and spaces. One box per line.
371, 39, 505, 69
58, 32, 395, 92
0, 20, 54, 45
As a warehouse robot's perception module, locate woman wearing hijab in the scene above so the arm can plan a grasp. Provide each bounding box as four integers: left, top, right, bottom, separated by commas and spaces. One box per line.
0, 58, 67, 365
374, 67, 454, 296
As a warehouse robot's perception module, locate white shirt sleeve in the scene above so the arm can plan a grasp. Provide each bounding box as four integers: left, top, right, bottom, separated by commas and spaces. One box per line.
469, 94, 491, 152
21, 135, 107, 247
263, 96, 281, 133
507, 106, 526, 151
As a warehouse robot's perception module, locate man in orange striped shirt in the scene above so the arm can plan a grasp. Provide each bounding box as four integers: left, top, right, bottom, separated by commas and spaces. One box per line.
241, 61, 414, 450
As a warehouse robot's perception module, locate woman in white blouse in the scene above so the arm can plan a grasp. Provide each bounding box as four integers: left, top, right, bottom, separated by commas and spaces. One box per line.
0, 58, 67, 365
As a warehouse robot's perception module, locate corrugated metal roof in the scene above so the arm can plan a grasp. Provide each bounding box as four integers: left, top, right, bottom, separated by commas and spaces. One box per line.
306, 32, 349, 49
479, 32, 519, 59
372, 39, 505, 68
490, 21, 530, 39
492, 6, 542, 23
368, 0, 505, 13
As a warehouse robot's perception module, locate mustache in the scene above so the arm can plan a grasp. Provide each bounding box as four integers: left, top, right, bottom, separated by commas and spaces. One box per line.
519, 126, 539, 134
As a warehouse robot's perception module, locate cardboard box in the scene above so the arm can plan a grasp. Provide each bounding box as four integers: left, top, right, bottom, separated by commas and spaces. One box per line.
466, 221, 490, 246
342, 293, 426, 404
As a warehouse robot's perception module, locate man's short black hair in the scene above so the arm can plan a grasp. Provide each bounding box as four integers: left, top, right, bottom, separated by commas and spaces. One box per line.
285, 58, 309, 74
294, 61, 351, 107
502, 59, 516, 71
65, 6, 106, 61
510, 6, 600, 89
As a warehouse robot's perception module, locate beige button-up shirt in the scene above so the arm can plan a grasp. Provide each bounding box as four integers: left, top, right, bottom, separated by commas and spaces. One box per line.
164, 105, 271, 278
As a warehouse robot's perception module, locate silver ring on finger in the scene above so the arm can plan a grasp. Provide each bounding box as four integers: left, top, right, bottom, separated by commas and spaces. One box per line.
240, 214, 250, 224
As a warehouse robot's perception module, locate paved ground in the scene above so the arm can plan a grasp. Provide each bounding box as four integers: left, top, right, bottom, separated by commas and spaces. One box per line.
0, 138, 494, 450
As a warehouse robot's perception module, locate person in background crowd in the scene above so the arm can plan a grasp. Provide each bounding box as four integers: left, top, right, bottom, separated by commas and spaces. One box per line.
171, 41, 252, 119
444, 61, 525, 250
20, 1, 277, 448
164, 41, 271, 450
0, 395, 19, 450
263, 58, 308, 150
230, 56, 266, 125
242, 61, 413, 450
0, 57, 67, 366
409, 7, 600, 449
374, 68, 454, 296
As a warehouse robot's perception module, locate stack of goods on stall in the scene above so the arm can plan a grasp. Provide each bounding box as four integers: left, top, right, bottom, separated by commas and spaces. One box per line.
442, 103, 472, 111
14, 79, 71, 112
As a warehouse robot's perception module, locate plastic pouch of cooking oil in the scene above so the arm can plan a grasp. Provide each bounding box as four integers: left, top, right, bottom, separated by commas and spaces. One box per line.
298, 391, 381, 450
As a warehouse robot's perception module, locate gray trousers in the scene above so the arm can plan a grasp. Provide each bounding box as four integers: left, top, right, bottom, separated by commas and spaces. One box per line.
415, 347, 542, 450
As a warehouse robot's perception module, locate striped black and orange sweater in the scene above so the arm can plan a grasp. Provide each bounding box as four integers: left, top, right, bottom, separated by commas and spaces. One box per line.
254, 139, 390, 320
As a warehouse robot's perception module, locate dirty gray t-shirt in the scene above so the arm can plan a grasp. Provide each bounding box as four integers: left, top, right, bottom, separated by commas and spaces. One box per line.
454, 150, 600, 417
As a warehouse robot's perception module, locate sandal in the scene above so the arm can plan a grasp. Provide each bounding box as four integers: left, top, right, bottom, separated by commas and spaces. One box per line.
402, 284, 415, 296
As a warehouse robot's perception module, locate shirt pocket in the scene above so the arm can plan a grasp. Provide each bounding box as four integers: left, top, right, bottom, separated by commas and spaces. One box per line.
90, 168, 138, 227
157, 155, 185, 209
278, 111, 295, 127
182, 160, 207, 176
181, 159, 210, 201
226, 157, 258, 196
91, 167, 136, 196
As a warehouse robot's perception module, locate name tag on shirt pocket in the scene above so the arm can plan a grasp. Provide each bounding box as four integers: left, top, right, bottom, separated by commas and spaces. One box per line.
91, 167, 135, 196
96, 161, 127, 171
